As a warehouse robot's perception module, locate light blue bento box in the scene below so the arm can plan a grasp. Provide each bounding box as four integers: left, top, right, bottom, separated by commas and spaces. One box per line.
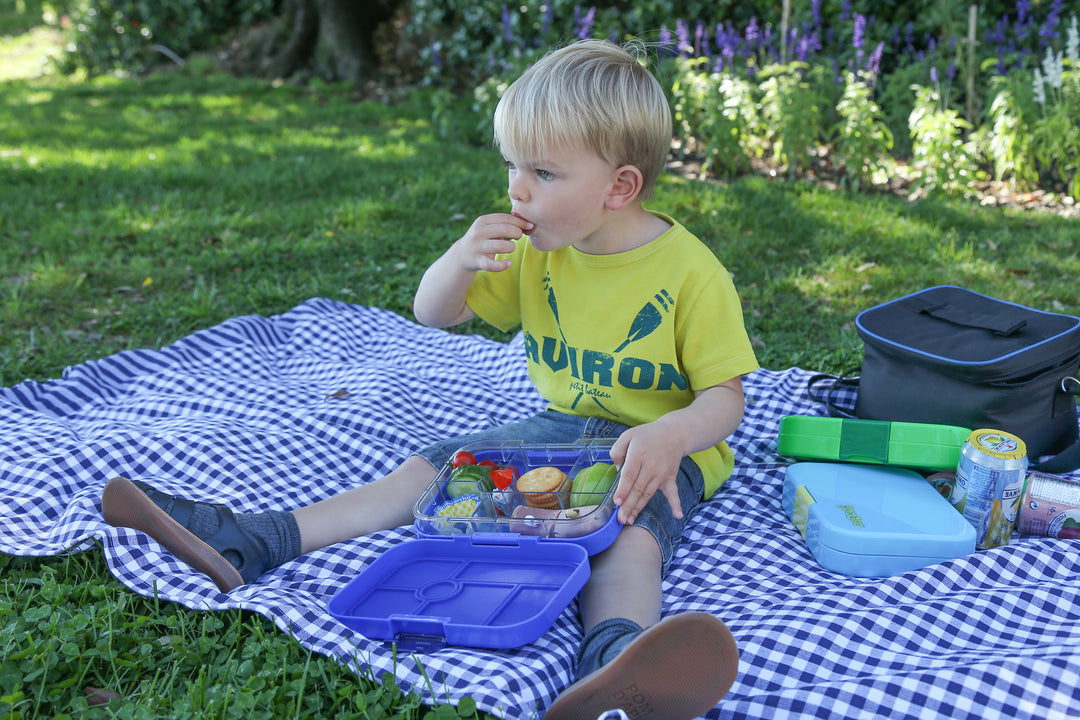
782, 462, 976, 577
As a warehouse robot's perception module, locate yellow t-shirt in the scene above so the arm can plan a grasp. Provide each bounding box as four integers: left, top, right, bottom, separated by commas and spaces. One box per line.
465, 213, 759, 497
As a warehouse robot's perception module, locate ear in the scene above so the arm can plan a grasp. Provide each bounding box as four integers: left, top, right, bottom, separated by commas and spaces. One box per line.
604, 164, 645, 211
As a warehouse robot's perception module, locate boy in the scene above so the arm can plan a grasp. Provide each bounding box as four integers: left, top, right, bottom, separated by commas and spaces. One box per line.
103, 39, 757, 719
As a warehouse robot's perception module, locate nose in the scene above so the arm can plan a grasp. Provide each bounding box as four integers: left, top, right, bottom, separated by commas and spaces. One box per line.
508, 173, 528, 203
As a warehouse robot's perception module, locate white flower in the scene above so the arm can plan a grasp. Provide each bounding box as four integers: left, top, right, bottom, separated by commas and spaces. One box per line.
1042, 47, 1064, 90
1033, 67, 1046, 106
1067, 15, 1079, 64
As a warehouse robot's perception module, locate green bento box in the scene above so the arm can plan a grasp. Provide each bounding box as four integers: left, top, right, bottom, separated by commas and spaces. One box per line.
777, 415, 970, 471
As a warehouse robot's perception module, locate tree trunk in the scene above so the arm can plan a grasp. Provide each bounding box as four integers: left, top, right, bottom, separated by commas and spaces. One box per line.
263, 0, 319, 79
261, 0, 402, 82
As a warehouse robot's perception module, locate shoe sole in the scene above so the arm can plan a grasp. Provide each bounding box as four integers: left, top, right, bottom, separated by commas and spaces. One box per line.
544, 612, 739, 720
102, 476, 244, 593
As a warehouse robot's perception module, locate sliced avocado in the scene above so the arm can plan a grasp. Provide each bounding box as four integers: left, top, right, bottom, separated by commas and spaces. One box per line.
570, 462, 617, 507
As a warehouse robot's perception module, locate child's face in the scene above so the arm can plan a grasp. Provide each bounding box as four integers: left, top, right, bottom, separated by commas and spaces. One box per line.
502, 144, 620, 254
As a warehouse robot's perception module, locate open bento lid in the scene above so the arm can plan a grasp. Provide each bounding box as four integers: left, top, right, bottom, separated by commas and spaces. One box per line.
327, 441, 624, 650
327, 533, 591, 651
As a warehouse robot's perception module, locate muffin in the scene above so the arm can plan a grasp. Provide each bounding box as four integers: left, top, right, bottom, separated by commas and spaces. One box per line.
516, 466, 570, 509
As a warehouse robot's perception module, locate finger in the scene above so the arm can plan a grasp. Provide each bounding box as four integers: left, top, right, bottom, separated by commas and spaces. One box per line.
483, 217, 533, 238
608, 434, 628, 468
614, 473, 650, 525
477, 256, 512, 272
660, 481, 684, 520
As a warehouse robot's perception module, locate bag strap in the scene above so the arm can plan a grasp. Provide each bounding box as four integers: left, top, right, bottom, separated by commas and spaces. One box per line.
1032, 441, 1080, 473
806, 371, 860, 419
1032, 377, 1080, 473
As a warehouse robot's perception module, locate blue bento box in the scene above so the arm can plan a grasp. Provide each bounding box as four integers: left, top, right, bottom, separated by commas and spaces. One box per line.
782, 462, 976, 577
327, 440, 623, 651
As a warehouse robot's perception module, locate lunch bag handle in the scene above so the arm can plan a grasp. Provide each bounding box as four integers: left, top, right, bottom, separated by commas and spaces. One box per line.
917, 301, 1027, 336
807, 371, 860, 419
1035, 377, 1080, 474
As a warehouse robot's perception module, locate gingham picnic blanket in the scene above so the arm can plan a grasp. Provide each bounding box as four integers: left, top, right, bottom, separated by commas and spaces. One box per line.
3, 298, 1079, 720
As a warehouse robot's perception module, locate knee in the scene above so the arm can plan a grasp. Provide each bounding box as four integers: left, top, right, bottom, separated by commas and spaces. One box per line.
600, 524, 662, 566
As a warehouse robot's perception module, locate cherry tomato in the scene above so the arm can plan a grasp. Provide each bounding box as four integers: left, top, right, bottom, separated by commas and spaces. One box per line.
451, 451, 477, 468
489, 466, 517, 490
478, 459, 499, 470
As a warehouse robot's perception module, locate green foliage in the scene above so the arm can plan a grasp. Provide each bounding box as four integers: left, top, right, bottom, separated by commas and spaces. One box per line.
981, 71, 1039, 189
758, 62, 834, 177
403, 0, 778, 86
1030, 47, 1080, 199
0, 554, 492, 719
61, 0, 275, 75
908, 84, 980, 196
669, 56, 760, 177
833, 71, 894, 188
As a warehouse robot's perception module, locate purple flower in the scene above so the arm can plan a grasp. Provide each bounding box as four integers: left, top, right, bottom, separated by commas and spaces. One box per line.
796, 33, 814, 63
540, 5, 552, 37
501, 4, 512, 42
745, 17, 760, 46
719, 22, 738, 62
714, 23, 727, 53
1015, 0, 1034, 43
1017, 0, 1031, 27
1039, 0, 1065, 46
659, 25, 674, 55
986, 17, 1007, 49
947, 62, 956, 80
840, 0, 852, 23
811, 0, 822, 28
930, 66, 939, 84
865, 40, 884, 77
853, 13, 866, 66
574, 6, 596, 40
676, 19, 691, 55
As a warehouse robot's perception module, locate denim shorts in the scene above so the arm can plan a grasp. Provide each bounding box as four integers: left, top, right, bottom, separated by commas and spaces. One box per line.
413, 410, 705, 574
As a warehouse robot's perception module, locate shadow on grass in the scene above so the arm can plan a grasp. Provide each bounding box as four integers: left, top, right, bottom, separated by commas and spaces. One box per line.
3, 70, 1077, 380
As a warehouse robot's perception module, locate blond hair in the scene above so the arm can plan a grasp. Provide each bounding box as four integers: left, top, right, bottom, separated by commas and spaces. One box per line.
493, 39, 671, 201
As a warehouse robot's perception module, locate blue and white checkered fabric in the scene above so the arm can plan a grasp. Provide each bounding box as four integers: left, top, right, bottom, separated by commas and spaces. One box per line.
2, 298, 1079, 720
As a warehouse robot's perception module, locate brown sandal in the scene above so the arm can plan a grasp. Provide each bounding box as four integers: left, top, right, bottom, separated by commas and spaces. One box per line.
544, 612, 739, 720
102, 476, 250, 593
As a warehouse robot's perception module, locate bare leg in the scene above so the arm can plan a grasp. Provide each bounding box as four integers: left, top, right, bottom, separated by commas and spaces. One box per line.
579, 525, 663, 632
102, 454, 442, 592
292, 454, 438, 554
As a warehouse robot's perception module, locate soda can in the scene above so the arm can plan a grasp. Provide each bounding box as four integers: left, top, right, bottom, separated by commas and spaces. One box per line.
949, 429, 1028, 549
1016, 471, 1080, 539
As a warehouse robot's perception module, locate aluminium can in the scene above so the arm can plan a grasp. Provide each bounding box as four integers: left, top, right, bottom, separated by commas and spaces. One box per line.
1016, 471, 1080, 540
949, 429, 1028, 549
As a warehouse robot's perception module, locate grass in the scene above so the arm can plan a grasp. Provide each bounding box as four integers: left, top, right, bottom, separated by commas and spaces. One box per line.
2, 17, 1080, 720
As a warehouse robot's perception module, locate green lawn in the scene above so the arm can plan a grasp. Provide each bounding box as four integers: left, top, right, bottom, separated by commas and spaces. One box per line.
2, 27, 1079, 720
